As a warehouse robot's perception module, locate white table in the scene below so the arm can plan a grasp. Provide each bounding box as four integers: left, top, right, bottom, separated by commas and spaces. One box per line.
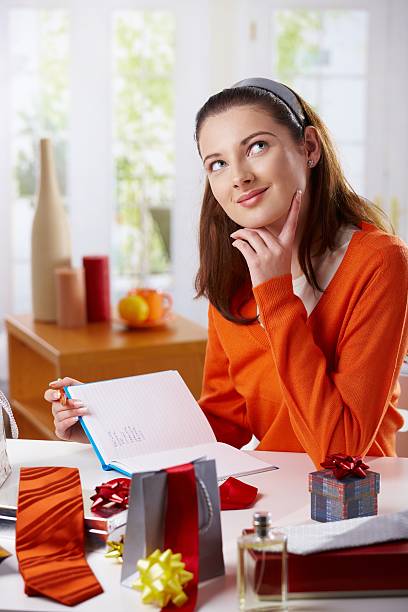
1, 440, 407, 611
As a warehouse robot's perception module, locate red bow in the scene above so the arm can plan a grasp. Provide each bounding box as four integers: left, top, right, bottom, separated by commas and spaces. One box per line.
320, 454, 369, 480
90, 475, 257, 517
219, 477, 258, 510
90, 477, 130, 513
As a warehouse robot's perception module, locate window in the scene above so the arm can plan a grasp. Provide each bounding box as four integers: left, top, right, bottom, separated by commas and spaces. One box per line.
272, 8, 368, 194
10, 8, 69, 312
4, 2, 176, 315
113, 10, 175, 287
241, 0, 408, 240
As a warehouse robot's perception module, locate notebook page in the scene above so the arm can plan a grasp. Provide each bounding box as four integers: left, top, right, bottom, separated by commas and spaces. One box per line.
111, 442, 277, 480
67, 371, 215, 463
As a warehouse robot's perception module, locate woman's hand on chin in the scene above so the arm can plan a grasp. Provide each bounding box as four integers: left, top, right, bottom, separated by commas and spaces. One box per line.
230, 189, 302, 287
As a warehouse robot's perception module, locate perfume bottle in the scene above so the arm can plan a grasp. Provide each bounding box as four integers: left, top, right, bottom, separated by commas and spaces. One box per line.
237, 511, 288, 611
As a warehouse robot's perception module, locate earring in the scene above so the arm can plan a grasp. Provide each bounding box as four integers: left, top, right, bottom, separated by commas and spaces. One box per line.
307, 159, 314, 168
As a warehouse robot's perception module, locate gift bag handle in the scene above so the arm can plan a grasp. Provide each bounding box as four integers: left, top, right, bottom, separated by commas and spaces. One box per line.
0, 390, 19, 439
197, 477, 214, 535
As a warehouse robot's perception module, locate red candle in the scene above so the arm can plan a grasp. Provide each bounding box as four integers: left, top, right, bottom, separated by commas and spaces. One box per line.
83, 255, 111, 322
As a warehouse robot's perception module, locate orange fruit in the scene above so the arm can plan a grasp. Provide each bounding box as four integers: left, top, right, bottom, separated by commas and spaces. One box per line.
118, 295, 149, 324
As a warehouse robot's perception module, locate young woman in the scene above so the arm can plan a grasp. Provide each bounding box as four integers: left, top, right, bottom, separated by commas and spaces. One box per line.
45, 78, 408, 467
194, 77, 408, 467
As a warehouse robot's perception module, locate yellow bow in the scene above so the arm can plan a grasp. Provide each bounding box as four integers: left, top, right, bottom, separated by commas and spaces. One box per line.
132, 548, 194, 608
104, 536, 125, 563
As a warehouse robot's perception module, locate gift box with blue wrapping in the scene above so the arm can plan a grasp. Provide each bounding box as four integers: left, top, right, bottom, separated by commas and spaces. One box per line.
309, 468, 380, 522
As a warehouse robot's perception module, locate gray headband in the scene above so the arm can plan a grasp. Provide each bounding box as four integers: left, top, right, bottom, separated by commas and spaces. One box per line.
232, 77, 305, 127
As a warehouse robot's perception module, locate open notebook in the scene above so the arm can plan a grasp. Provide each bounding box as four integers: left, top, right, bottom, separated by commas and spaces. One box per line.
65, 371, 277, 480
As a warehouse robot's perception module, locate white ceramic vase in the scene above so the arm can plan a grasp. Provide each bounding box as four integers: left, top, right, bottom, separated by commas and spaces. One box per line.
31, 138, 71, 321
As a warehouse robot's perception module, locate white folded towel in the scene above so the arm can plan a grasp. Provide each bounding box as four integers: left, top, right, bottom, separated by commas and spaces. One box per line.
283, 510, 408, 555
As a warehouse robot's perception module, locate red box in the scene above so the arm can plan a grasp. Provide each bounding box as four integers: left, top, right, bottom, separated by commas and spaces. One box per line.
244, 531, 408, 597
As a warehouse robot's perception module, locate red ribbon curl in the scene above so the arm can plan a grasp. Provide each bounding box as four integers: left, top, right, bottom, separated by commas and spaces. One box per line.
90, 477, 130, 513
320, 453, 369, 480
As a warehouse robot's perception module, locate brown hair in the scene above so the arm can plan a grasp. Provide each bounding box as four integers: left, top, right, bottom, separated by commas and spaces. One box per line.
194, 85, 391, 324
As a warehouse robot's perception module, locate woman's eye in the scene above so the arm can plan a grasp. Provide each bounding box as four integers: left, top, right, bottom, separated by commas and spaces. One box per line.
249, 141, 268, 155
210, 160, 226, 172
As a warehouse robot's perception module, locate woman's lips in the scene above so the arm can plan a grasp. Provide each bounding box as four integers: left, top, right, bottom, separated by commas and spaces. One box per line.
237, 187, 269, 207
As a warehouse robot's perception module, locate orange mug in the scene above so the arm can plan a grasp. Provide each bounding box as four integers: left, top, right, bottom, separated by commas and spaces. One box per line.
128, 288, 173, 321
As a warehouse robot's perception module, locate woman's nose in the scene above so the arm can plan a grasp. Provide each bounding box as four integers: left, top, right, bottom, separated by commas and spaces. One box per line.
232, 166, 255, 189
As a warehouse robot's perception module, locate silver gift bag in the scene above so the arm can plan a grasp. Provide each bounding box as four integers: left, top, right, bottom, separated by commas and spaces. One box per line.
0, 390, 18, 488
121, 458, 225, 588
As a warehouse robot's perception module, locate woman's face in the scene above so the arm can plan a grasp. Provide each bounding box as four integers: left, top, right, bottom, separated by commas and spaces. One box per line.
198, 105, 309, 230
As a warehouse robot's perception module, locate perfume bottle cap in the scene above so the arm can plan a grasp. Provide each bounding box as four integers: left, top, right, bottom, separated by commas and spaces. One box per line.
253, 511, 272, 526
253, 511, 272, 536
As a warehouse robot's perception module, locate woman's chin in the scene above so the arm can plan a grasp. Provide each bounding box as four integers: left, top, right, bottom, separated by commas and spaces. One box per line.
233, 212, 287, 231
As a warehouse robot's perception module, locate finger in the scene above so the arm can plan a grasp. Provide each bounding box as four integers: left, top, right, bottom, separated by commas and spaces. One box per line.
44, 388, 62, 403
279, 189, 302, 244
232, 239, 258, 265
48, 377, 82, 388
250, 226, 281, 251
230, 229, 269, 253
51, 399, 85, 418
45, 387, 79, 406
55, 417, 79, 440
53, 405, 87, 423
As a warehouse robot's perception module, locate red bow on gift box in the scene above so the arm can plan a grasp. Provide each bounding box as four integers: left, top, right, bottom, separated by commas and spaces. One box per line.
320, 453, 369, 480
90, 477, 130, 512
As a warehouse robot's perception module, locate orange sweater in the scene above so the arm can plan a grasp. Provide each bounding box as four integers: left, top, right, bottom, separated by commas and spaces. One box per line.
198, 222, 408, 468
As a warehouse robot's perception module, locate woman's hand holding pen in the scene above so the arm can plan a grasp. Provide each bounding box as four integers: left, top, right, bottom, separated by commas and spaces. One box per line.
230, 189, 302, 287
44, 377, 89, 443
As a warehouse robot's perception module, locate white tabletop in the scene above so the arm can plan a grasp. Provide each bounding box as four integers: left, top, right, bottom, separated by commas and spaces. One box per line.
1, 440, 408, 611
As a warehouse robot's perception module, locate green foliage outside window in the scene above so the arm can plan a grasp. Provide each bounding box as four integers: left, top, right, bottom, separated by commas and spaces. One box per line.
113, 11, 175, 277
274, 10, 322, 84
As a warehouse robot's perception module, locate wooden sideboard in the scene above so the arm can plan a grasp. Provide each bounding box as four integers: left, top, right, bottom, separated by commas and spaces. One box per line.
5, 313, 207, 440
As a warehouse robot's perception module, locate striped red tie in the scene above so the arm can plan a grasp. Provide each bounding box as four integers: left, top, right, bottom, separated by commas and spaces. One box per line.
16, 466, 103, 605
